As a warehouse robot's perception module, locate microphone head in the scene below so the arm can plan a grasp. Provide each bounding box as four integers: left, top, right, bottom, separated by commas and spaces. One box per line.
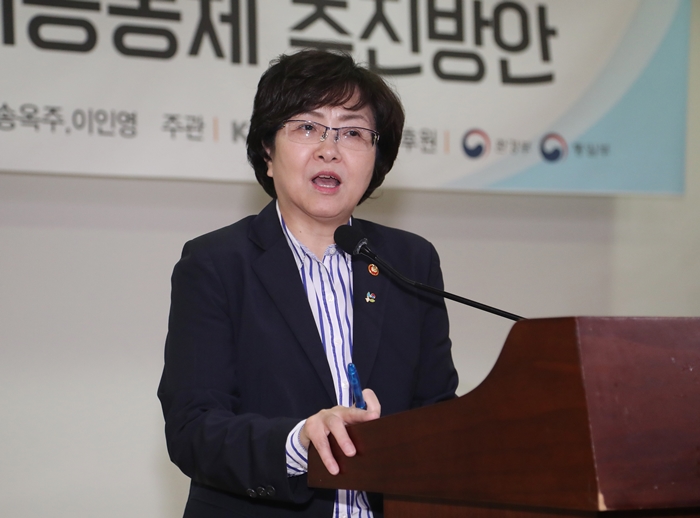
334, 225, 368, 256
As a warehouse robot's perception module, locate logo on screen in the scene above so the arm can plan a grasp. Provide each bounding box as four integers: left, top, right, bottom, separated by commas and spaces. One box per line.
540, 133, 568, 162
462, 129, 490, 159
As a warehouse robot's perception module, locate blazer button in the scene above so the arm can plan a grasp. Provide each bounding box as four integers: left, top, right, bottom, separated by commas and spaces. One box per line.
246, 488, 257, 498
256, 487, 266, 497
265, 485, 276, 497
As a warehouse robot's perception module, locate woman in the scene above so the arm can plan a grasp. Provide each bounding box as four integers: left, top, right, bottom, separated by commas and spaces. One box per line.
158, 49, 458, 518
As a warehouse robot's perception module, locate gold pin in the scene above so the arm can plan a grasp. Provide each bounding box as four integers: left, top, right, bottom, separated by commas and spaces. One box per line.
368, 264, 379, 276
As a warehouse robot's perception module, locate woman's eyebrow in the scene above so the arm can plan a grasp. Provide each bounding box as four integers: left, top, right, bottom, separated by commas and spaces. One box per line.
337, 113, 371, 125
298, 110, 372, 125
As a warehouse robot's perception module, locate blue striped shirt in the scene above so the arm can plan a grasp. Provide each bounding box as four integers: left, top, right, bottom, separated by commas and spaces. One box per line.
278, 205, 373, 518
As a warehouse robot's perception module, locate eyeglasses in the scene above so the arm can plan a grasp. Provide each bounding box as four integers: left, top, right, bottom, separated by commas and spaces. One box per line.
281, 120, 380, 151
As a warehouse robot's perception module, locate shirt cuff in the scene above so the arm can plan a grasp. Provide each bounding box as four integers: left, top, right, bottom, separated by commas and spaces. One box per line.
285, 419, 308, 477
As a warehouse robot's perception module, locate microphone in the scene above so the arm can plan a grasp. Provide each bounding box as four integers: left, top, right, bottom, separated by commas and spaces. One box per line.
334, 224, 373, 257
334, 225, 524, 322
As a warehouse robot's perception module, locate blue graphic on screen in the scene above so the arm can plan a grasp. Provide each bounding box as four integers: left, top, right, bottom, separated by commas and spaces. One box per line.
487, 0, 689, 194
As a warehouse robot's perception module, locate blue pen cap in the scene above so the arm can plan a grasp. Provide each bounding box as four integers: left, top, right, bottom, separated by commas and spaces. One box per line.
347, 363, 367, 410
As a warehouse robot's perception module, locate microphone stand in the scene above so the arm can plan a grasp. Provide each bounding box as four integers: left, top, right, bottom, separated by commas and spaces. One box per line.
357, 245, 524, 322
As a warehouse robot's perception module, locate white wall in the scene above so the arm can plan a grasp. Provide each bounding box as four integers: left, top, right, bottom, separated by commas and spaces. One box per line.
1, 3, 699, 516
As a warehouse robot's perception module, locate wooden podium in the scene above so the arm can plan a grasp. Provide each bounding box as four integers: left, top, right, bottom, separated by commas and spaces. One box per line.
308, 317, 700, 517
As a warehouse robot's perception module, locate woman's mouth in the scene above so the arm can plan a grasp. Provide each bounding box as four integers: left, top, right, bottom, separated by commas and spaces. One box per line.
312, 173, 341, 189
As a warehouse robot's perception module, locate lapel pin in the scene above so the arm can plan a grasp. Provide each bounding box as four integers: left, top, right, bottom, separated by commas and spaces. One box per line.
368, 264, 379, 276
365, 292, 376, 303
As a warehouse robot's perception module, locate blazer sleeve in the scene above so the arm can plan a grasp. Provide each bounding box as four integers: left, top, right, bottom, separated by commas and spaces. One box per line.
157, 239, 314, 504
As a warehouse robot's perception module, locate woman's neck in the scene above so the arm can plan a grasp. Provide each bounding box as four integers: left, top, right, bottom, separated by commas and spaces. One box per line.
279, 206, 348, 259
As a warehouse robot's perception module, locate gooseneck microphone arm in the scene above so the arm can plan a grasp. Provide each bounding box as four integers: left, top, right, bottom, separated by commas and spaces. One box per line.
335, 225, 524, 322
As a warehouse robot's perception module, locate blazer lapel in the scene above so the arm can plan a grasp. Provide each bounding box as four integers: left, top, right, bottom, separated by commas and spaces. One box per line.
249, 202, 337, 403
350, 220, 391, 387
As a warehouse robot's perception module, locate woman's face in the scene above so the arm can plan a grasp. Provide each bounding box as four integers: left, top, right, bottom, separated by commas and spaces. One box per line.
265, 98, 376, 230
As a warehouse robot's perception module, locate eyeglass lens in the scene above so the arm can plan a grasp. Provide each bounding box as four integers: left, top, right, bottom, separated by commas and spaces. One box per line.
284, 120, 378, 150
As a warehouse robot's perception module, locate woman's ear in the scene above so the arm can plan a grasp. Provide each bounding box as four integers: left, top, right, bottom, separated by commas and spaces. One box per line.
264, 146, 273, 178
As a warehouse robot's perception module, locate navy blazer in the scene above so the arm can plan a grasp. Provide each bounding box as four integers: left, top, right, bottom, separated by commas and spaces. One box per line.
158, 201, 458, 517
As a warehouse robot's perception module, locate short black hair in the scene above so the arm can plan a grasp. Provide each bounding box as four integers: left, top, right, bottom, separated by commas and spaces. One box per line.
247, 49, 405, 204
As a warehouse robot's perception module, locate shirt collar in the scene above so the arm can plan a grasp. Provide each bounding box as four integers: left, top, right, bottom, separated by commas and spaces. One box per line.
275, 201, 352, 270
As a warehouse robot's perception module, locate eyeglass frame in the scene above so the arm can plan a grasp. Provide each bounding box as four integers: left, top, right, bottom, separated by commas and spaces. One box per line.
280, 119, 380, 149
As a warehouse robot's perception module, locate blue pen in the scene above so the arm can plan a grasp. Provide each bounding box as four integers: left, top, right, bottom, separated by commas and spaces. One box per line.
347, 363, 367, 410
